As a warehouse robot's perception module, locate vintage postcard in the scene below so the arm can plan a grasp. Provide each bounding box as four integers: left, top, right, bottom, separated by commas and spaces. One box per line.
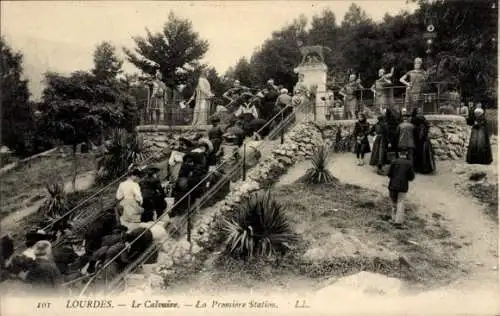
0, 0, 498, 315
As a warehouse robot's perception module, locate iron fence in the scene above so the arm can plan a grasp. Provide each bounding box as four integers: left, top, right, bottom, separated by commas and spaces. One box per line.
314, 81, 461, 121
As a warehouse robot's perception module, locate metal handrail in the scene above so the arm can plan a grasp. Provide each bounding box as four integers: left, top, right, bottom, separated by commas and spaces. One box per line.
102, 105, 302, 294
78, 98, 309, 295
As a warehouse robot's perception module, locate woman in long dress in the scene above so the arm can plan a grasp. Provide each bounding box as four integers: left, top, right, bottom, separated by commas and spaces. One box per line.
339, 74, 364, 120
191, 70, 214, 126
466, 107, 493, 165
400, 58, 428, 113
369, 114, 389, 174
411, 108, 436, 174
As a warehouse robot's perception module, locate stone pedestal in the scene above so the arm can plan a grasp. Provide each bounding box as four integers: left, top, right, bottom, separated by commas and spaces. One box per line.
294, 62, 328, 121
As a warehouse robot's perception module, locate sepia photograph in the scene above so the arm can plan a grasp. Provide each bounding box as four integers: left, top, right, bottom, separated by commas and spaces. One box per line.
0, 0, 498, 315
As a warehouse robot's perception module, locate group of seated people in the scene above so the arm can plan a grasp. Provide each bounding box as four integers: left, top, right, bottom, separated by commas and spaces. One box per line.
0, 213, 156, 293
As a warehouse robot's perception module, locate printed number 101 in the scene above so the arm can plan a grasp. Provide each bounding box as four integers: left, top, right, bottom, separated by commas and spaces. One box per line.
37, 302, 51, 308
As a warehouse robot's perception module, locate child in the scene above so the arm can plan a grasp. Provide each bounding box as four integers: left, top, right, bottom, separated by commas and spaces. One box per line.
386, 150, 415, 229
353, 112, 371, 165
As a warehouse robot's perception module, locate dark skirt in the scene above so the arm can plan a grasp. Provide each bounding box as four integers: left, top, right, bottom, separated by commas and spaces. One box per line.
414, 140, 436, 174
466, 126, 493, 165
354, 136, 371, 154
369, 135, 388, 166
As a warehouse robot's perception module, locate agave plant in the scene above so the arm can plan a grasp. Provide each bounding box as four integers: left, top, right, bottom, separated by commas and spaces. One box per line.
302, 144, 337, 185
39, 179, 68, 220
221, 190, 298, 259
96, 128, 149, 183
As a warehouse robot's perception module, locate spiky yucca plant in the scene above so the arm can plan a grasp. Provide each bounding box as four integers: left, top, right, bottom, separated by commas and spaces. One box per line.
39, 180, 68, 219
302, 144, 337, 184
221, 190, 297, 259
96, 128, 149, 184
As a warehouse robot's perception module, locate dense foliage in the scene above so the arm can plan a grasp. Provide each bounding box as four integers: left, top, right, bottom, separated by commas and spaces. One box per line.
226, 1, 497, 105
124, 12, 209, 98
0, 38, 45, 156
95, 129, 149, 184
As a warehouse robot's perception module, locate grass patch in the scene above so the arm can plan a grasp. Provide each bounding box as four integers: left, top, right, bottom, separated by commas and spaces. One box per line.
0, 154, 96, 219
468, 182, 499, 222
163, 181, 464, 293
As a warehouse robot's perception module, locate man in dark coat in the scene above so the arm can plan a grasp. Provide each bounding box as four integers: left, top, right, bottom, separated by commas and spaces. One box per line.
139, 167, 167, 222
386, 151, 415, 229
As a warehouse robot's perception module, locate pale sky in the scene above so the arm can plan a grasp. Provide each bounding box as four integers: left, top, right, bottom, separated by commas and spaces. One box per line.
1, 1, 417, 100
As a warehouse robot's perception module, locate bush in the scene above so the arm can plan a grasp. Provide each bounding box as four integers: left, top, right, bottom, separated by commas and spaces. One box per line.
38, 179, 68, 220
221, 190, 298, 259
301, 144, 337, 184
95, 129, 149, 184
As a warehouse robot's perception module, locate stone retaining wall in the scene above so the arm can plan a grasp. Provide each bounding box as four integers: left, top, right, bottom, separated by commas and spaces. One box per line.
317, 115, 470, 161
137, 125, 210, 158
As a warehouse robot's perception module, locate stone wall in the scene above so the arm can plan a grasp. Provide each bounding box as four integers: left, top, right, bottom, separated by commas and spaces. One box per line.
137, 125, 210, 158
317, 115, 471, 161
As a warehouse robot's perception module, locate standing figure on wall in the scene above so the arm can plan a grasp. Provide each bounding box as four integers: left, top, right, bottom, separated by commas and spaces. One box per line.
371, 67, 395, 114
400, 58, 428, 113
339, 73, 364, 120
189, 69, 214, 126
149, 70, 167, 125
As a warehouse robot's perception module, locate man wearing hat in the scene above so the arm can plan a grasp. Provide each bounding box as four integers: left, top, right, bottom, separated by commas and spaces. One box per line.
139, 166, 167, 222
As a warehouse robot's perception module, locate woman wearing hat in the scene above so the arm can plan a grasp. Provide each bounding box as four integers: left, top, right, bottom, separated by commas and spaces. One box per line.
466, 106, 493, 165
26, 240, 63, 291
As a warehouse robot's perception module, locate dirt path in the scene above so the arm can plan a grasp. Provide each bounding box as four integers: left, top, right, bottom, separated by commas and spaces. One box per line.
0, 171, 95, 233
316, 152, 499, 292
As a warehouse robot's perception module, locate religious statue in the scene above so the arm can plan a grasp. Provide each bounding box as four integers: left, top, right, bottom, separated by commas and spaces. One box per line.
148, 70, 167, 125
371, 67, 395, 113
189, 69, 214, 126
339, 73, 364, 120
400, 57, 428, 113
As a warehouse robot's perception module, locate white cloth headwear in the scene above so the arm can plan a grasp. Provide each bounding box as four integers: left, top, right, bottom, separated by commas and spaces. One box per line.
474, 108, 484, 116
280, 88, 288, 94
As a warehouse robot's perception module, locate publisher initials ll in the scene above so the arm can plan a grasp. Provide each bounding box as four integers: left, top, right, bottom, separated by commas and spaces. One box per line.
295, 300, 309, 308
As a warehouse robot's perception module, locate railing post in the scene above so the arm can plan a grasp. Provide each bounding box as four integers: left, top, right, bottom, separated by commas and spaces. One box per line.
187, 194, 192, 243
280, 110, 285, 145
242, 144, 246, 181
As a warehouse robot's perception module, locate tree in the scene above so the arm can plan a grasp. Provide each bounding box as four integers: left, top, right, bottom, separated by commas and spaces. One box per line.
341, 3, 373, 28
92, 41, 123, 84
228, 57, 255, 87
40, 71, 124, 189
0, 37, 37, 157
412, 0, 497, 102
249, 16, 308, 90
308, 10, 344, 82
206, 66, 230, 100
123, 12, 209, 89
38, 98, 116, 189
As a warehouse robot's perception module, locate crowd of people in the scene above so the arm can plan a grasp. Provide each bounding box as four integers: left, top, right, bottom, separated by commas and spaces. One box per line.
0, 66, 493, 292
351, 100, 493, 230
0, 77, 298, 294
